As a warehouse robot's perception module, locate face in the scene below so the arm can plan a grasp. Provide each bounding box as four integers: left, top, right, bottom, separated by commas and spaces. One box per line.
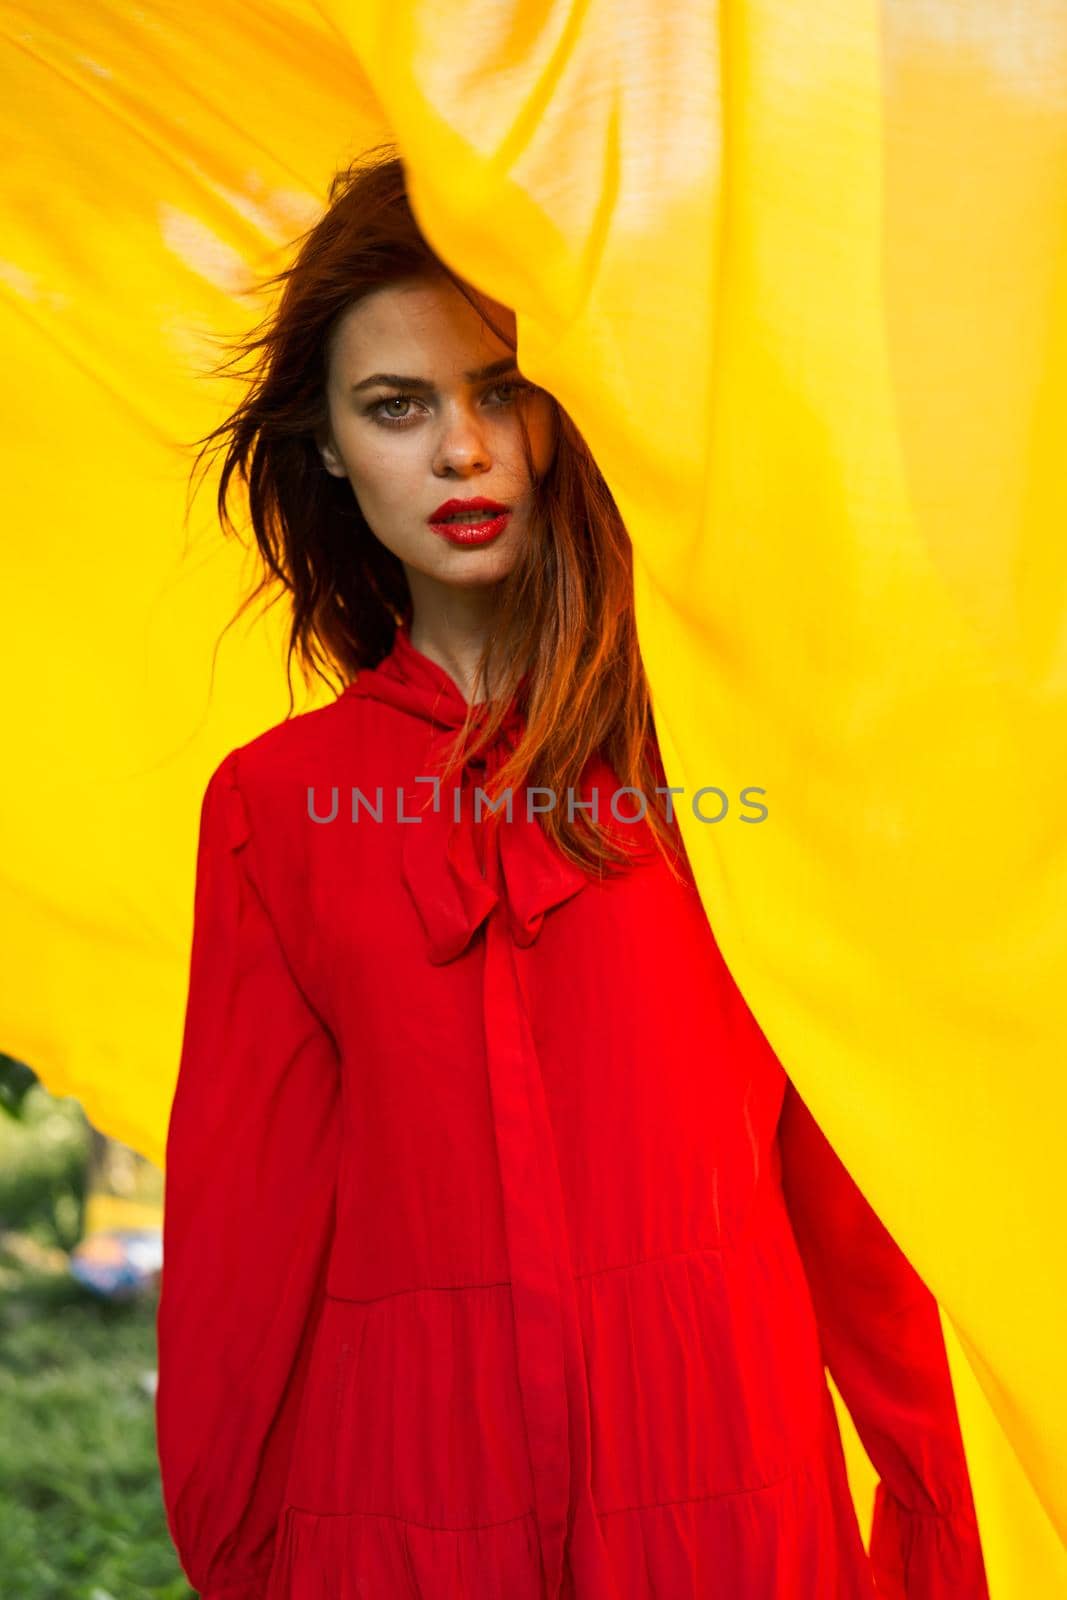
317, 274, 558, 594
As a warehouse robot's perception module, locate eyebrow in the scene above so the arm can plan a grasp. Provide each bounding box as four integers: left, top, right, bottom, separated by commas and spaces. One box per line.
349, 356, 520, 394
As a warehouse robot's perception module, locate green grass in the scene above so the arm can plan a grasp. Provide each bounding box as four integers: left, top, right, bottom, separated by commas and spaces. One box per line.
0, 1083, 194, 1599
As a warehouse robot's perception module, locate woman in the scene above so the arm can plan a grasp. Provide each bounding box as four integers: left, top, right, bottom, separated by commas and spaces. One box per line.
155, 143, 989, 1599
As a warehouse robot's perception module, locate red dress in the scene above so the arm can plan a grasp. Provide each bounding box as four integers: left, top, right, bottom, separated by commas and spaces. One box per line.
156, 623, 989, 1600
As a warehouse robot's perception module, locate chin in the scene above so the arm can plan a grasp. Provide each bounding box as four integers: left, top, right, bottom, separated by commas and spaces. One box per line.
436, 562, 517, 589
421, 540, 521, 584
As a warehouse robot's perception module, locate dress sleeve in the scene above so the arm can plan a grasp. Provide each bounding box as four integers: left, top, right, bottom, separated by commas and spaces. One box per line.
156, 750, 343, 1600
776, 1078, 989, 1600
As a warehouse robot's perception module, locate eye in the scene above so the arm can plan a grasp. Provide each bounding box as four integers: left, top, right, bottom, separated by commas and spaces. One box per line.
368, 393, 425, 427
366, 379, 534, 429
486, 379, 532, 404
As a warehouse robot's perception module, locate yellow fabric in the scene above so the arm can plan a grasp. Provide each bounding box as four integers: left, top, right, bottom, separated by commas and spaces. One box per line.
2, 3, 1064, 1591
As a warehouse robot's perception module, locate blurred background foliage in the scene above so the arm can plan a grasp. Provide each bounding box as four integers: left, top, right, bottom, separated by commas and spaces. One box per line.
0, 1056, 192, 1599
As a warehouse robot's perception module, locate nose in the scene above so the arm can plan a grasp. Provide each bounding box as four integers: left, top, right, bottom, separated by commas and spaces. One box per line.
432, 397, 493, 477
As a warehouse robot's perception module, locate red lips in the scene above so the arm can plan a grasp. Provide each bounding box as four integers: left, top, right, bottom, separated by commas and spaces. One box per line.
428, 496, 509, 522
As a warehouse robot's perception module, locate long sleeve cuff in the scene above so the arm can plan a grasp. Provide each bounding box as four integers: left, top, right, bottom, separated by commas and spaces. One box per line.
867, 1449, 989, 1599
774, 1075, 989, 1598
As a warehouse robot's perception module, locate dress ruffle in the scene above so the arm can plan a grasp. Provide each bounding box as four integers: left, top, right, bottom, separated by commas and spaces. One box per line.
265, 1191, 880, 1598
267, 1504, 544, 1600
266, 1405, 874, 1600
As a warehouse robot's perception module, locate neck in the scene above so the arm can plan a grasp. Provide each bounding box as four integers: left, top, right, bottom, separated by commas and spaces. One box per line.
404, 583, 505, 706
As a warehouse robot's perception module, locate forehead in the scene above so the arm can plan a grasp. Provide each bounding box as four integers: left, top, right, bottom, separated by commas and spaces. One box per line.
328, 276, 516, 377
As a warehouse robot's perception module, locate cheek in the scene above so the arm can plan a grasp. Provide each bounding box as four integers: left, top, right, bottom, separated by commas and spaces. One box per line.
340, 434, 415, 501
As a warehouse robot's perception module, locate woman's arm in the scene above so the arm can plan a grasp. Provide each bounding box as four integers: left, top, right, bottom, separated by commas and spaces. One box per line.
156, 750, 343, 1600
776, 1078, 989, 1599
